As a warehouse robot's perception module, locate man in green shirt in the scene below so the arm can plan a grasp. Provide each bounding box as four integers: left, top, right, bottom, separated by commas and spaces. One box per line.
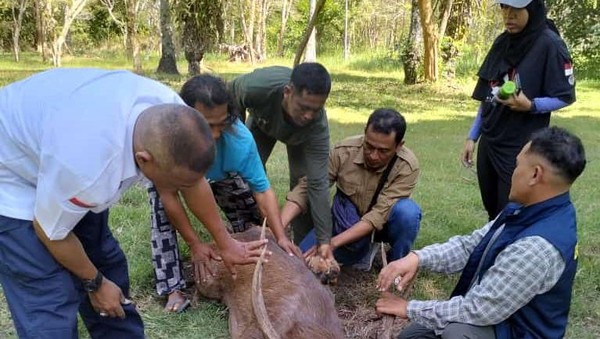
230, 63, 334, 261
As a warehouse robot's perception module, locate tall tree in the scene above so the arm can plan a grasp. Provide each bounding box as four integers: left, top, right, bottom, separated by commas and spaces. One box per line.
238, 0, 256, 63
255, 0, 270, 60
293, 0, 326, 66
438, 0, 454, 39
418, 0, 438, 81
34, 0, 45, 57
100, 0, 127, 47
124, 0, 142, 72
304, 0, 317, 62
446, 0, 474, 41
277, 0, 294, 57
51, 0, 89, 67
156, 0, 179, 74
343, 0, 349, 60
10, 0, 28, 62
403, 0, 422, 84
174, 0, 223, 75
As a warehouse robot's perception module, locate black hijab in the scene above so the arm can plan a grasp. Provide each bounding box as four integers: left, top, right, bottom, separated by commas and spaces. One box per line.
477, 0, 558, 81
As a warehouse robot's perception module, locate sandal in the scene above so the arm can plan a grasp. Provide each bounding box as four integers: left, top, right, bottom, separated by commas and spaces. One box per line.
164, 290, 191, 313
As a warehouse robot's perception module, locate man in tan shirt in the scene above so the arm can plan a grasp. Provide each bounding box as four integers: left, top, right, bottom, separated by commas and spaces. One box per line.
281, 108, 421, 270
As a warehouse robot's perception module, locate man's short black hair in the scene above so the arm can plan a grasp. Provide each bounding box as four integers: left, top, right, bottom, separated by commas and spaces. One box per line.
528, 126, 586, 184
180, 74, 239, 120
365, 108, 407, 144
290, 62, 331, 96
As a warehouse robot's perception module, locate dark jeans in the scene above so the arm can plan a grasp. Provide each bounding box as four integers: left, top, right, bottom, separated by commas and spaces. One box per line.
0, 212, 144, 339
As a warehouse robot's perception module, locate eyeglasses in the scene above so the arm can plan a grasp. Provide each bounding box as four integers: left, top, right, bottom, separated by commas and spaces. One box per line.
363, 140, 394, 155
209, 112, 237, 129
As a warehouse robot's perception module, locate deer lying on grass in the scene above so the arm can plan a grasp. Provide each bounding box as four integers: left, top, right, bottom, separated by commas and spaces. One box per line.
196, 225, 344, 339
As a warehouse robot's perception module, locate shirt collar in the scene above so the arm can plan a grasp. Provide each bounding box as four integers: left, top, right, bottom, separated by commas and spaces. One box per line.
505, 192, 571, 226
123, 109, 142, 181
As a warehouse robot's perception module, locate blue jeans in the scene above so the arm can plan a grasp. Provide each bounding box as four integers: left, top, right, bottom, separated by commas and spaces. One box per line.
299, 198, 421, 265
0, 211, 144, 339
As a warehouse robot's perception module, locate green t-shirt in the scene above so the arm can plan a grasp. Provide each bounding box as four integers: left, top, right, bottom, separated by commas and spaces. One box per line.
230, 66, 329, 145
230, 66, 332, 244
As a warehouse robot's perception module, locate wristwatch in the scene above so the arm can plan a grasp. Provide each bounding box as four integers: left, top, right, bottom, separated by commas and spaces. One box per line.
82, 270, 104, 292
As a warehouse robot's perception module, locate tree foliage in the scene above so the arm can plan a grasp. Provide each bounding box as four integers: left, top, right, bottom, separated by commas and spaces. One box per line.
0, 0, 597, 79
547, 0, 600, 76
173, 0, 223, 75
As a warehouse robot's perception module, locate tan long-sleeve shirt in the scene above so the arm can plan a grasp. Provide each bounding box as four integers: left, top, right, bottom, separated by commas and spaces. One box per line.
286, 135, 420, 231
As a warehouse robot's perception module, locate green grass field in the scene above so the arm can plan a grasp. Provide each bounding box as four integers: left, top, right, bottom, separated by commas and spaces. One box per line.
0, 52, 599, 338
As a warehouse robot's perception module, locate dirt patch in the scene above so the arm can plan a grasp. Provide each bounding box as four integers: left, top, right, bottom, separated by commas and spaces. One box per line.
331, 263, 410, 338
185, 254, 410, 339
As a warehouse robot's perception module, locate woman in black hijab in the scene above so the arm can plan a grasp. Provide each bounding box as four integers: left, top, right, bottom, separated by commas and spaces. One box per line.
460, 0, 575, 220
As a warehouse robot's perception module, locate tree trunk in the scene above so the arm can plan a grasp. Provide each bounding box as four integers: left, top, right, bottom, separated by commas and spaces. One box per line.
417, 0, 438, 82
187, 56, 202, 75
305, 0, 317, 62
447, 0, 473, 41
255, 0, 269, 61
34, 0, 43, 54
182, 19, 204, 76
277, 0, 293, 57
100, 0, 127, 47
125, 0, 142, 72
403, 0, 422, 84
239, 0, 256, 63
258, 0, 269, 60
248, 0, 256, 63
41, 0, 53, 62
293, 0, 326, 66
343, 0, 349, 60
52, 0, 89, 67
157, 0, 179, 74
438, 0, 453, 40
11, 0, 28, 62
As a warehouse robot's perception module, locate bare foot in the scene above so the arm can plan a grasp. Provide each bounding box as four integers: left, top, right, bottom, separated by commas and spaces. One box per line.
164, 290, 190, 313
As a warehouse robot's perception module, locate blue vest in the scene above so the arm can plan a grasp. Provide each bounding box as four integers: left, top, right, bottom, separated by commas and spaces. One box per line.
451, 193, 577, 338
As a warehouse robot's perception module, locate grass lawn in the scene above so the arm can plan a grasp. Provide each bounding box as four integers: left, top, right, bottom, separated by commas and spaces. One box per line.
0, 52, 599, 338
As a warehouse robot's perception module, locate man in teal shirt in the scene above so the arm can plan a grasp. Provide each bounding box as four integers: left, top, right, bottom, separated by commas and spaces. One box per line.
230, 63, 334, 261
149, 75, 297, 312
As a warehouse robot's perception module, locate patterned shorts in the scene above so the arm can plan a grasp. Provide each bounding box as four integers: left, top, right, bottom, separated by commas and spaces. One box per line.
149, 174, 261, 295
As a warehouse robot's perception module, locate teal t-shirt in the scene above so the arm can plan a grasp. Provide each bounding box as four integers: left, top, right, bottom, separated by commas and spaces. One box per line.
206, 119, 270, 193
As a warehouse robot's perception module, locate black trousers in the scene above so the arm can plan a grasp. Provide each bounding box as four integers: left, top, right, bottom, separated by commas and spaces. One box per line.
476, 137, 512, 221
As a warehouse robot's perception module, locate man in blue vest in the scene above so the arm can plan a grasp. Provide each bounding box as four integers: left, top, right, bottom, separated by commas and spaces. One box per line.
376, 126, 586, 339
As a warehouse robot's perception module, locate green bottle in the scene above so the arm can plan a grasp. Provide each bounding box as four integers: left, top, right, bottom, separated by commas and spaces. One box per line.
498, 81, 517, 100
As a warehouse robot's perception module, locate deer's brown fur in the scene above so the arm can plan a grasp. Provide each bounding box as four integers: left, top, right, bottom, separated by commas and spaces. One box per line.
197, 227, 344, 339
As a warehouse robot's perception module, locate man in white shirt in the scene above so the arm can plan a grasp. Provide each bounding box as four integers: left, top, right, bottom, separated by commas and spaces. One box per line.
0, 68, 267, 338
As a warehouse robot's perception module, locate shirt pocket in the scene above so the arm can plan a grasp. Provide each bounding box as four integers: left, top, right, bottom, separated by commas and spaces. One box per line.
337, 176, 359, 197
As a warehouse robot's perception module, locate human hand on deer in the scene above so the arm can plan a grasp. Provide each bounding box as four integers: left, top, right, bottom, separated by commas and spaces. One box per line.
276, 236, 303, 258
375, 292, 408, 318
302, 243, 335, 261
190, 242, 222, 284
218, 237, 271, 279
377, 251, 419, 292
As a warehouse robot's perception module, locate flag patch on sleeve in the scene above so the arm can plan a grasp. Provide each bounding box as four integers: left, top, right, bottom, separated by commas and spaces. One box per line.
564, 63, 573, 76
69, 197, 96, 208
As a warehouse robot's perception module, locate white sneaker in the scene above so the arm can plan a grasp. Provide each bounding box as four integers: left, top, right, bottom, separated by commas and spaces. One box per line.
351, 243, 380, 272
